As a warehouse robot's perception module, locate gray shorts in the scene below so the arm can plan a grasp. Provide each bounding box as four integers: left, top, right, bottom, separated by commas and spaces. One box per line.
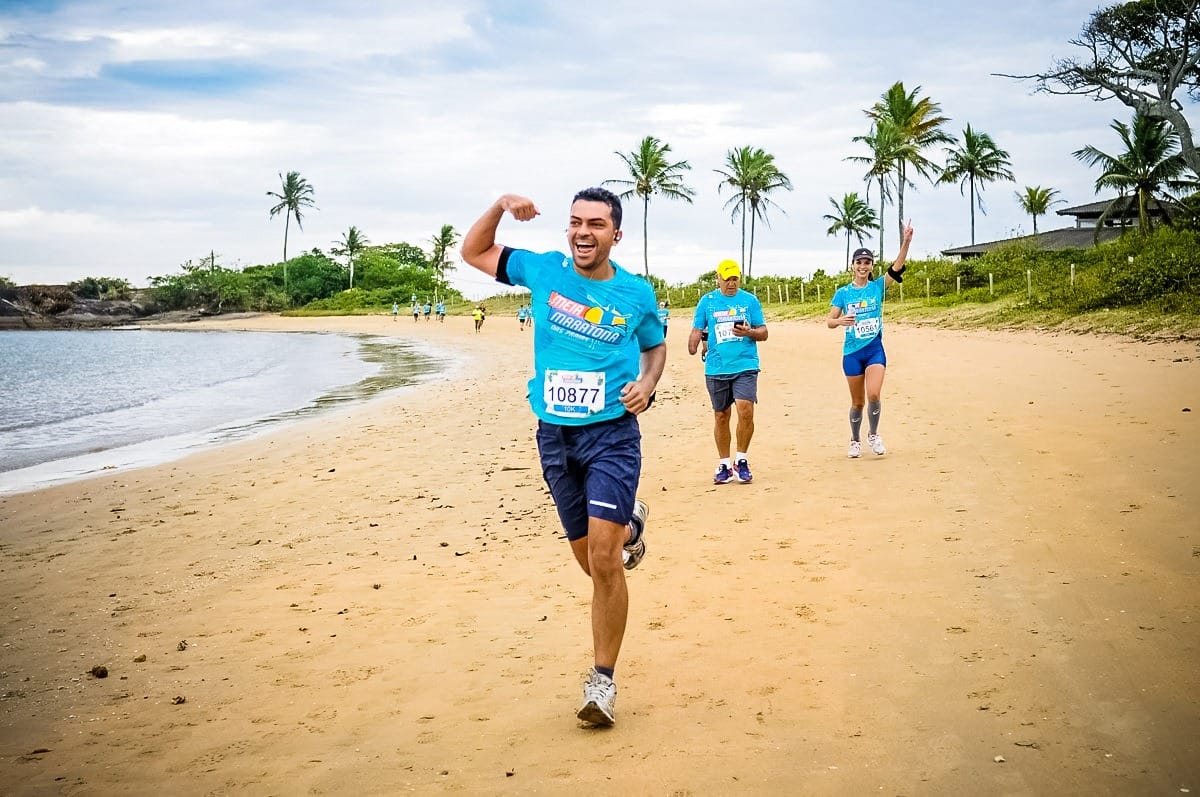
705, 370, 759, 412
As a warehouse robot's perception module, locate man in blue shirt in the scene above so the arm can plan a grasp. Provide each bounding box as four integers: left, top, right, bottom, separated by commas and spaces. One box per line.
461, 187, 666, 727
688, 259, 768, 485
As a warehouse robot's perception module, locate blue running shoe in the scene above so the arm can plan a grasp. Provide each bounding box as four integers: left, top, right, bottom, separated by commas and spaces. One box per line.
713, 464, 734, 485
735, 459, 752, 483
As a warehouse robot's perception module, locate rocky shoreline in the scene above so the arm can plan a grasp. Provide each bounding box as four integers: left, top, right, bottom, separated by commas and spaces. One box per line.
0, 285, 210, 329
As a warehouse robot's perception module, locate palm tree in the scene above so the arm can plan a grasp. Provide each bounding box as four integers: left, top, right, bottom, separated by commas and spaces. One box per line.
715, 146, 758, 268
266, 170, 317, 292
938, 125, 1015, 245
847, 120, 904, 259
823, 193, 880, 269
331, 226, 368, 289
1015, 186, 1066, 234
605, 136, 695, 278
1074, 111, 1188, 234
866, 82, 952, 244
741, 153, 792, 279
428, 224, 460, 300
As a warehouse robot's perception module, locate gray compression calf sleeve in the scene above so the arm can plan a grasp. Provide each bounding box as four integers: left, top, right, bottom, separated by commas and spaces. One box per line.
849, 408, 863, 441
867, 400, 881, 435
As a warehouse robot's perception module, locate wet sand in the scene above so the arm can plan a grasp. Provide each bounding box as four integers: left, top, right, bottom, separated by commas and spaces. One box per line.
1, 313, 1198, 795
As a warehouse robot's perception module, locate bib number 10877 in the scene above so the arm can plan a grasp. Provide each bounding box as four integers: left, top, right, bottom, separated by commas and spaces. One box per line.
545, 370, 605, 418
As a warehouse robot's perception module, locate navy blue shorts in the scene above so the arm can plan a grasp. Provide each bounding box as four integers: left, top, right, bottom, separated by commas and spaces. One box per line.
705, 370, 759, 412
842, 335, 887, 376
535, 413, 642, 541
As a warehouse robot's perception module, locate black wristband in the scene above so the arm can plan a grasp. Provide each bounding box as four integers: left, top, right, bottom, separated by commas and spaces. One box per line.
886, 267, 904, 283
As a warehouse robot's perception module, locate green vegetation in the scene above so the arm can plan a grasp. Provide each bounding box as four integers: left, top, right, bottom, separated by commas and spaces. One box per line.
865, 82, 953, 245
713, 146, 793, 279
1006, 0, 1200, 176
1074, 111, 1190, 233
606, 135, 696, 278
1015, 186, 1066, 234
67, 276, 133, 300
823, 193, 879, 269
938, 124, 1015, 245
148, 240, 463, 315
266, 170, 318, 292
608, 224, 1199, 339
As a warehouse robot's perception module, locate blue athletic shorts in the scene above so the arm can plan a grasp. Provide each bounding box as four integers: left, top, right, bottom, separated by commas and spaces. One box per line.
705, 370, 759, 412
842, 334, 887, 376
535, 413, 642, 541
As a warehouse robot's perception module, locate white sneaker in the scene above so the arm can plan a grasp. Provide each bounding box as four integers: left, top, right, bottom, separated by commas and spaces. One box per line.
847, 440, 862, 458
623, 499, 648, 571
577, 668, 616, 726
867, 433, 886, 456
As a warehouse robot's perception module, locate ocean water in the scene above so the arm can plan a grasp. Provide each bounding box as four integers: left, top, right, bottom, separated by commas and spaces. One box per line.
0, 328, 444, 494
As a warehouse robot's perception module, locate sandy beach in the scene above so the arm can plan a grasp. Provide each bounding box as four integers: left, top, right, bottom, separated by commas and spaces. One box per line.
2, 313, 1198, 796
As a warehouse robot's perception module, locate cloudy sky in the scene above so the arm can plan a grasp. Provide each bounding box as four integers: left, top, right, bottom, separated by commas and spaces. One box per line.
0, 1, 1143, 298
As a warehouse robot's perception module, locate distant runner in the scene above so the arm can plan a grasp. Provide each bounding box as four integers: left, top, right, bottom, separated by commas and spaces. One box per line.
688, 259, 767, 485
827, 222, 913, 457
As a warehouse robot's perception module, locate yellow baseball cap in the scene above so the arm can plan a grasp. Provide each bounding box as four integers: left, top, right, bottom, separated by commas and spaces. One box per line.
716, 259, 741, 280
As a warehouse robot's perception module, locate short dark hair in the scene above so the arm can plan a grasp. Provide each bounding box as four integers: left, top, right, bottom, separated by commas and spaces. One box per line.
572, 187, 623, 230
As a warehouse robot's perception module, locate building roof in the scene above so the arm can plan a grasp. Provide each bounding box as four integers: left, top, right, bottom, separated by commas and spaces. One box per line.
1058, 198, 1177, 220
940, 226, 1127, 258
1057, 200, 1114, 218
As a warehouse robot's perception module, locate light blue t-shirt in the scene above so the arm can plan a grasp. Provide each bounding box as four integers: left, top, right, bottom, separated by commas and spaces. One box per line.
502, 249, 664, 426
692, 288, 765, 376
518, 307, 529, 320
831, 276, 887, 355
435, 302, 445, 314
657, 307, 669, 326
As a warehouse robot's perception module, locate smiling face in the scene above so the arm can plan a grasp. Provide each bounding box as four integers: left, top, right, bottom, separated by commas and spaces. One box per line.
852, 255, 874, 282
567, 199, 621, 277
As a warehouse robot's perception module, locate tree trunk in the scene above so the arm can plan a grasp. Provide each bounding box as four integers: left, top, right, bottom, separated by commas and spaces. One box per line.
969, 178, 977, 246
878, 177, 886, 261
642, 195, 650, 278
845, 229, 851, 270
1150, 100, 1200, 177
748, 210, 757, 280
283, 213, 291, 293
741, 193, 748, 269
896, 163, 906, 255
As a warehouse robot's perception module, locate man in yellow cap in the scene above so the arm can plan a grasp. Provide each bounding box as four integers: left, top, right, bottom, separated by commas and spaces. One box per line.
687, 259, 768, 484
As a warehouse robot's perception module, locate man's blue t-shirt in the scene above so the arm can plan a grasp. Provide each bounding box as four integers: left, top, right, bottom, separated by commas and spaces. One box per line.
500, 248, 664, 426
831, 276, 887, 355
692, 289, 765, 376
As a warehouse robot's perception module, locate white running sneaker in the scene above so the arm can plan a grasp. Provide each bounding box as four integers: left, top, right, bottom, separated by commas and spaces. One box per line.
847, 440, 862, 458
867, 433, 886, 456
623, 499, 648, 571
577, 668, 616, 726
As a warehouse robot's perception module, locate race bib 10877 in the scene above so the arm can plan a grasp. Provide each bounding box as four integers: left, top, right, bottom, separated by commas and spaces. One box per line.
544, 369, 605, 418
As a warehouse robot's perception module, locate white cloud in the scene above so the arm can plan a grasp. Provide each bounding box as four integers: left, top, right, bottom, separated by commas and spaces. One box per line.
0, 0, 1161, 300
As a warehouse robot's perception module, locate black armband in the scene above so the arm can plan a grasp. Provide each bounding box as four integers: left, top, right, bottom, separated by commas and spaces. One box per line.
495, 246, 515, 286
886, 266, 904, 283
